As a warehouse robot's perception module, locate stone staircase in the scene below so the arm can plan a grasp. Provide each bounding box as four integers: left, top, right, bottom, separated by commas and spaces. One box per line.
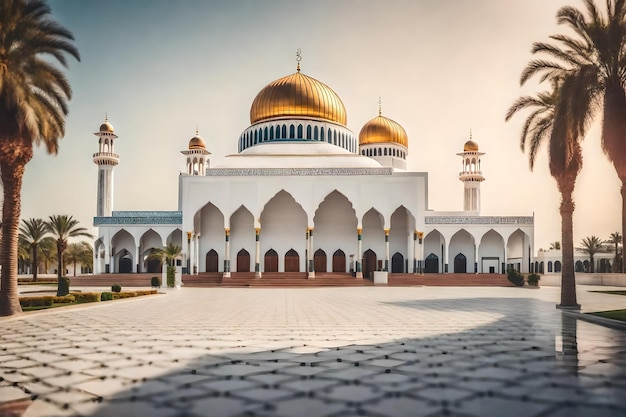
66, 272, 514, 288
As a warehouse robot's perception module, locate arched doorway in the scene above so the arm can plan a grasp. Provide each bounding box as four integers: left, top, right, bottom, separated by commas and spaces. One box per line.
119, 256, 133, 273
206, 249, 219, 272
146, 249, 162, 273
264, 249, 278, 272
314, 249, 327, 272
391, 252, 404, 273
332, 249, 346, 272
454, 253, 467, 273
237, 249, 250, 272
555, 260, 562, 272
363, 249, 377, 279
424, 253, 439, 273
285, 249, 299, 272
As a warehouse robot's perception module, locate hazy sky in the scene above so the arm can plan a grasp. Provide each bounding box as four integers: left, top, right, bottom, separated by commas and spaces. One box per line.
21, 0, 620, 251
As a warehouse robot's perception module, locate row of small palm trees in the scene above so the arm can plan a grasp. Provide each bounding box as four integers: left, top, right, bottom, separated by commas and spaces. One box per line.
506, 0, 626, 308
18, 215, 93, 282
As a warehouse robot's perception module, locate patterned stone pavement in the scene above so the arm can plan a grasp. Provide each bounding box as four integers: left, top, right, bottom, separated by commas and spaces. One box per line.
1, 285, 626, 417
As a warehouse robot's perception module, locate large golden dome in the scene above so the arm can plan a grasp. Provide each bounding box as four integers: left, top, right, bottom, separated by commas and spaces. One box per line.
250, 70, 347, 126
359, 114, 408, 147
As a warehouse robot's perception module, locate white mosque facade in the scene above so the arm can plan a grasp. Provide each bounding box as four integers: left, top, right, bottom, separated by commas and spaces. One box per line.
92, 63, 534, 281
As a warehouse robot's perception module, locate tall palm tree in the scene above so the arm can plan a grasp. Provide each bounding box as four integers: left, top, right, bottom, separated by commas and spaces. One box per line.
65, 241, 93, 276
523, 0, 626, 271
148, 243, 182, 288
45, 215, 93, 293
606, 231, 622, 271
18, 218, 48, 282
0, 0, 80, 316
38, 236, 56, 275
577, 235, 605, 272
506, 76, 592, 308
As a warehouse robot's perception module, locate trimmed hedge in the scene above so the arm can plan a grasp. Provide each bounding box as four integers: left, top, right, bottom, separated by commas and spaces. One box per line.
53, 295, 75, 304
100, 292, 113, 301
19, 296, 54, 308
111, 284, 122, 293
70, 292, 101, 303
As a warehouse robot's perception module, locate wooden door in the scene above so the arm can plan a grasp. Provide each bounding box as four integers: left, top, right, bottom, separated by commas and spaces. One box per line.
391, 252, 404, 273
264, 249, 278, 272
454, 253, 467, 273
363, 249, 377, 279
284, 249, 299, 272
314, 249, 327, 272
237, 249, 250, 272
206, 249, 219, 272
332, 249, 346, 272
424, 253, 439, 273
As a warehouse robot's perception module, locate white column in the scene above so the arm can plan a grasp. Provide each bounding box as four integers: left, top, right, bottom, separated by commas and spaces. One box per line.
135, 245, 141, 273
195, 234, 200, 274
255, 228, 261, 278
503, 245, 508, 274
413, 231, 418, 274
356, 228, 363, 278
384, 228, 390, 272
224, 228, 231, 278
474, 244, 479, 273
308, 228, 315, 279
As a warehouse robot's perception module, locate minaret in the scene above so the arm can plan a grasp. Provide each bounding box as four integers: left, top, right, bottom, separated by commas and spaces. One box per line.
457, 134, 485, 212
181, 128, 210, 175
93, 116, 119, 217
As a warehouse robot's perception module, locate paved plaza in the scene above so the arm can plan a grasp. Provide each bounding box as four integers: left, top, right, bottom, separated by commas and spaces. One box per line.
1, 285, 626, 417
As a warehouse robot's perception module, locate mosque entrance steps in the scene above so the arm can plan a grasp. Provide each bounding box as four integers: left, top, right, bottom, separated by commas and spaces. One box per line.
68, 272, 514, 288
388, 273, 515, 287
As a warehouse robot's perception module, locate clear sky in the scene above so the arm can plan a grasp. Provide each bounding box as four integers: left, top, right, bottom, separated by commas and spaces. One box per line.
21, 0, 621, 251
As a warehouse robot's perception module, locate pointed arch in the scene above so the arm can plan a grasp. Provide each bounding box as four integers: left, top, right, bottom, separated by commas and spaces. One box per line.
264, 249, 278, 272
425, 253, 439, 273
314, 249, 327, 272
284, 249, 299, 272
206, 249, 219, 272
391, 252, 404, 273
332, 249, 346, 272
237, 249, 250, 272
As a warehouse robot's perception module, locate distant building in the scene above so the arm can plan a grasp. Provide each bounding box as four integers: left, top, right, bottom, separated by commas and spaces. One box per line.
92, 58, 534, 280
534, 249, 615, 274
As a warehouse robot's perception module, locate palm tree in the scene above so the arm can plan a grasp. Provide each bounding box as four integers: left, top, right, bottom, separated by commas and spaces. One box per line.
0, 0, 80, 316
148, 243, 182, 288
577, 235, 605, 272
18, 218, 49, 282
65, 242, 93, 276
522, 1, 626, 272
506, 77, 591, 309
45, 215, 93, 293
550, 241, 561, 250
606, 232, 622, 271
38, 236, 56, 275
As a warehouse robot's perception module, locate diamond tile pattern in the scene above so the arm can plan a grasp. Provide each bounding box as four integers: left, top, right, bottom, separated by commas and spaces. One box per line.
0, 286, 626, 416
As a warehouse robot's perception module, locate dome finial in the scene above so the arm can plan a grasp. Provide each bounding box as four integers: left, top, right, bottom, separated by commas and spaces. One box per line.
469, 129, 472, 140
105, 112, 108, 122
196, 125, 199, 135
296, 48, 302, 72
378, 97, 382, 116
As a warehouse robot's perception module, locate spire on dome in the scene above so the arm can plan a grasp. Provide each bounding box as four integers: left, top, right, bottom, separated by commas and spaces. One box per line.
378, 97, 382, 116
296, 48, 302, 72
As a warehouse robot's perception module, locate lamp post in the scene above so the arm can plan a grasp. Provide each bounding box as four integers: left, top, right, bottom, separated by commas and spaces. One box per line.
417, 231, 424, 274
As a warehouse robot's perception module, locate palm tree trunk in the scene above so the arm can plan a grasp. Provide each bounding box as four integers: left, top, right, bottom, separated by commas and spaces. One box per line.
31, 243, 38, 282
622, 184, 626, 273
0, 160, 25, 316
559, 189, 579, 308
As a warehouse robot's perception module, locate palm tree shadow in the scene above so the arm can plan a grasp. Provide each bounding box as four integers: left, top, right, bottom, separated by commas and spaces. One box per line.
37, 297, 623, 417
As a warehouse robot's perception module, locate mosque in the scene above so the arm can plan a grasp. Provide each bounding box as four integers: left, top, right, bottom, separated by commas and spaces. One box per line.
92, 57, 534, 283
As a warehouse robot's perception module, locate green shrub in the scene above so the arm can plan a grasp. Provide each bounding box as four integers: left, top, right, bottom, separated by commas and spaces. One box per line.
527, 273, 541, 286
53, 295, 75, 304
71, 292, 101, 303
151, 276, 161, 288
101, 292, 113, 301
166, 265, 175, 288
507, 267, 524, 287
111, 284, 122, 293
57, 277, 70, 296
19, 296, 54, 308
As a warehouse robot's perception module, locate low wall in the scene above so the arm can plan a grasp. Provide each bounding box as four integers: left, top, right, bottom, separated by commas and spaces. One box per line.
541, 273, 626, 287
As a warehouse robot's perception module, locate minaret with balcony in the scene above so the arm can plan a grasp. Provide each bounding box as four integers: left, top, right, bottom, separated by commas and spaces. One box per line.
181, 128, 210, 175
457, 135, 485, 212
93, 117, 119, 217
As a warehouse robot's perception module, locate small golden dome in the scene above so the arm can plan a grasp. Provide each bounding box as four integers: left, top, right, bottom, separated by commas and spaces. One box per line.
99, 121, 114, 132
250, 71, 347, 126
358, 115, 408, 147
188, 135, 206, 150
464, 140, 479, 152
